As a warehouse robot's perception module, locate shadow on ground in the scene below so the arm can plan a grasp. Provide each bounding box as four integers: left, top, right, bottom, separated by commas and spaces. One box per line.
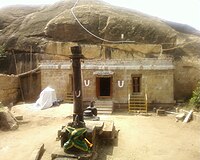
96, 133, 119, 160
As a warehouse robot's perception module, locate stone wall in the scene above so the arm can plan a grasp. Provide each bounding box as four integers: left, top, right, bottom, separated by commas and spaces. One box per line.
81, 69, 130, 103
44, 41, 161, 59
0, 74, 19, 105
174, 58, 200, 101
40, 59, 174, 107
40, 62, 72, 100
143, 70, 174, 103
20, 73, 41, 102
82, 69, 174, 104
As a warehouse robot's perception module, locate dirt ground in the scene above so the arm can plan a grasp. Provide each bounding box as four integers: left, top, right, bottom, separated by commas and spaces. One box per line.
0, 103, 200, 160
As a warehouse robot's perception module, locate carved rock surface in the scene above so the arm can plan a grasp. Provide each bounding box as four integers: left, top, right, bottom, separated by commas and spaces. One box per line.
0, 0, 199, 53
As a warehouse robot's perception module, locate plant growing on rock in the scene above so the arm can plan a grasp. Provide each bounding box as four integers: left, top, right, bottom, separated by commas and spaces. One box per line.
0, 45, 6, 57
189, 81, 200, 110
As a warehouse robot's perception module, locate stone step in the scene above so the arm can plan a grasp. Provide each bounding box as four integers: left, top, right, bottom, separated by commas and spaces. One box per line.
96, 107, 112, 111
95, 101, 113, 105
129, 101, 145, 104
129, 104, 146, 106
129, 106, 146, 108
65, 93, 73, 103
130, 94, 144, 97
95, 100, 113, 114
98, 110, 113, 115
96, 105, 113, 108
96, 107, 113, 115
129, 94, 147, 113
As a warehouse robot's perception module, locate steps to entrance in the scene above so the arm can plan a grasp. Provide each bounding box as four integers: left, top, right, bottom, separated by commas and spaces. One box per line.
65, 93, 73, 103
95, 100, 113, 115
128, 94, 147, 113
64, 94, 113, 114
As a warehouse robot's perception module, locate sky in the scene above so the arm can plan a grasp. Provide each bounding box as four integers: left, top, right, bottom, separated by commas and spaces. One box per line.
0, 0, 199, 31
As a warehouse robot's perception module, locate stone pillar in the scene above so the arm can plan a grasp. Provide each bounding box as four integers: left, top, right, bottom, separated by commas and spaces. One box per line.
70, 46, 84, 124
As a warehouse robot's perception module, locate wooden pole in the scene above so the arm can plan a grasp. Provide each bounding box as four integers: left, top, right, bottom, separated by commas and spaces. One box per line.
13, 51, 25, 102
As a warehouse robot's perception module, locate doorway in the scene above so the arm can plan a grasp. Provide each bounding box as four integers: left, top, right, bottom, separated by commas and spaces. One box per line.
132, 76, 141, 93
96, 77, 112, 99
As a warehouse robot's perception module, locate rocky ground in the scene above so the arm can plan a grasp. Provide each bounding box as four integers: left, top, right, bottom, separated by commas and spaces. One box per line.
0, 103, 199, 160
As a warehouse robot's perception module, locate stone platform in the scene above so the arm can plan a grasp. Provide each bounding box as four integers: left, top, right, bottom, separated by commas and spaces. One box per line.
50, 120, 117, 160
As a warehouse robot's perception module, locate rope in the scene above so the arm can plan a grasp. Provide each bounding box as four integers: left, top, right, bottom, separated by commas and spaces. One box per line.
16, 67, 40, 77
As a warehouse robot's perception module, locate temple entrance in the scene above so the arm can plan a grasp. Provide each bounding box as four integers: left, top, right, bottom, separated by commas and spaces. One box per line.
96, 77, 112, 99
132, 75, 141, 93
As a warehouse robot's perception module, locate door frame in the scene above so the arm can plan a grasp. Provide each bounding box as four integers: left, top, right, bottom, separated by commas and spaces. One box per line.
132, 74, 142, 94
96, 76, 113, 99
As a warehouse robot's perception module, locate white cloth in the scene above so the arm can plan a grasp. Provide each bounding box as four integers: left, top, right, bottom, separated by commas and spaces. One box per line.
34, 87, 57, 109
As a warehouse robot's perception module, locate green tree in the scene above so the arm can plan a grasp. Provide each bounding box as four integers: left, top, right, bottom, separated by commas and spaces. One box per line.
189, 81, 200, 110
0, 45, 6, 57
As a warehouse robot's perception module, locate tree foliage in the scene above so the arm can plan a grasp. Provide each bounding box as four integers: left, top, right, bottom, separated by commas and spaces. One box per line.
189, 82, 200, 110
0, 45, 6, 57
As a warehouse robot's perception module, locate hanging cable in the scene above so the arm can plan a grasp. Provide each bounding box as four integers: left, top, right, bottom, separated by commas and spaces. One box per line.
70, 0, 135, 43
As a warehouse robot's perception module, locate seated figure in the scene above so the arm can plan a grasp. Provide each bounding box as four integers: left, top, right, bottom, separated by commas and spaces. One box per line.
83, 101, 97, 117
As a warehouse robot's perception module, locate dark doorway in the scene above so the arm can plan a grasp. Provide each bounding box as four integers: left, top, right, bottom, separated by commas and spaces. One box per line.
96, 77, 112, 98
132, 76, 141, 93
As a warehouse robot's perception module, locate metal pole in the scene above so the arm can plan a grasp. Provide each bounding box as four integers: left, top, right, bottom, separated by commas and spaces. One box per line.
70, 46, 84, 124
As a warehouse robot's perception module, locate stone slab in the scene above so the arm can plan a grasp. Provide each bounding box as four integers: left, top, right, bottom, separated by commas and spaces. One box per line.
156, 109, 166, 116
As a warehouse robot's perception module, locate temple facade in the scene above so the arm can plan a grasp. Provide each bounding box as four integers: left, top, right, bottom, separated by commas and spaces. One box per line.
39, 43, 174, 111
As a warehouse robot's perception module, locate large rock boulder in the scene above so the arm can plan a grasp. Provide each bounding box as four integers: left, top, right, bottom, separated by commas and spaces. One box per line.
44, 3, 177, 44
0, 0, 199, 53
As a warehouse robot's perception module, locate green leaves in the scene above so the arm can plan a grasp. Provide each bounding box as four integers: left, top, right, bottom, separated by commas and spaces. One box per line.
189, 82, 200, 110
0, 45, 6, 57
